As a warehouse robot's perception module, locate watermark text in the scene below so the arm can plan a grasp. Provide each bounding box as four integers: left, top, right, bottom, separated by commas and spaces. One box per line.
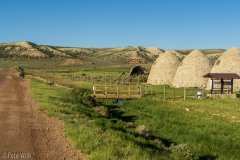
1, 152, 32, 159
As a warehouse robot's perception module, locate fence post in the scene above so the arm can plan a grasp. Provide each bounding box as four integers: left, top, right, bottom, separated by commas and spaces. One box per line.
128, 83, 131, 98
105, 85, 107, 98
109, 75, 112, 85
174, 89, 176, 100
164, 85, 166, 100
117, 85, 119, 99
145, 84, 147, 94
184, 88, 186, 100
93, 85, 96, 96
150, 85, 153, 94
140, 86, 142, 96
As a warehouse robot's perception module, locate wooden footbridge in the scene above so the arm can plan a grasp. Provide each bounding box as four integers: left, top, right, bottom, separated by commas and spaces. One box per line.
92, 84, 142, 99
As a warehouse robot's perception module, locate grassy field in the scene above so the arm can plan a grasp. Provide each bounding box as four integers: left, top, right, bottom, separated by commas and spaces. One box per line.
29, 75, 240, 159
30, 79, 172, 160
2, 59, 240, 159
119, 98, 240, 159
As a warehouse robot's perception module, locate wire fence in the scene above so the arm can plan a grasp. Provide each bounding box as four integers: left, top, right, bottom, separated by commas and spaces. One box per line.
148, 85, 207, 100
58, 74, 208, 100
61, 74, 148, 85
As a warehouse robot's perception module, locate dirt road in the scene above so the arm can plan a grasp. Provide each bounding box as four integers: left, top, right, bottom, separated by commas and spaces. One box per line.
0, 69, 84, 160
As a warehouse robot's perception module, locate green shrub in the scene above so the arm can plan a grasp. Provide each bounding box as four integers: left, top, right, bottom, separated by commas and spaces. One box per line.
71, 87, 96, 105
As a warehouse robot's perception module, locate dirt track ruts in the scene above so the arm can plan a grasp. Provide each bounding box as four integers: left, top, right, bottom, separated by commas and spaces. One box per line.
0, 69, 84, 160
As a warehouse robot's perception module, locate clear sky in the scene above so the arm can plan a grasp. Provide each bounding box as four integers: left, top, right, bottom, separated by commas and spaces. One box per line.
1, 0, 240, 49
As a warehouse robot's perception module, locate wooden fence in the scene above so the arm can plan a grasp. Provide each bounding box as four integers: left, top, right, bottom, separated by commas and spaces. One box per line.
92, 84, 142, 99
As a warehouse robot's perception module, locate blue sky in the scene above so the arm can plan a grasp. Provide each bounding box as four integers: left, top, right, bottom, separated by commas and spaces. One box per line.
1, 0, 240, 49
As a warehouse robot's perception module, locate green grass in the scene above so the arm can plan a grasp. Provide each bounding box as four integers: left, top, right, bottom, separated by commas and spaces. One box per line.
30, 78, 177, 160
111, 97, 240, 160
30, 77, 240, 159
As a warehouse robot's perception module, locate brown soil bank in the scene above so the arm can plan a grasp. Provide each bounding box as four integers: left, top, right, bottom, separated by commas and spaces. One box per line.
0, 69, 84, 160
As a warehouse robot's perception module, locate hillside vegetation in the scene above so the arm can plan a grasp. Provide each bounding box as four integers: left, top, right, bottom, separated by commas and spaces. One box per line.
0, 41, 226, 64
0, 41, 164, 64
